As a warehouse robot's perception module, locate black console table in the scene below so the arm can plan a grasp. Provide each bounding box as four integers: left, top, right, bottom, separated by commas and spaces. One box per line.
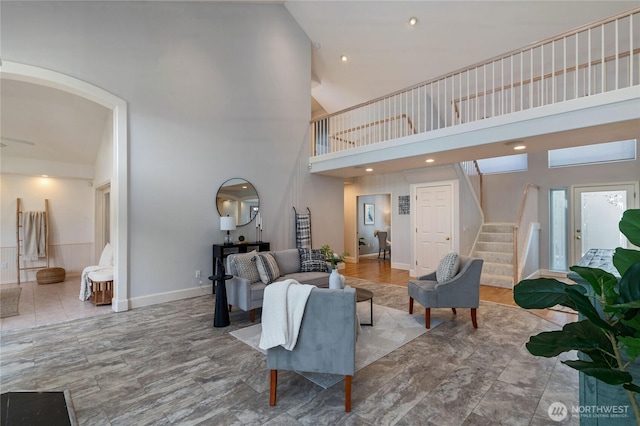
210, 242, 270, 327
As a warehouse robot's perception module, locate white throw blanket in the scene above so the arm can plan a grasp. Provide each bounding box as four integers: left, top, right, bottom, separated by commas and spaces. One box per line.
79, 265, 113, 301
21, 211, 46, 261
259, 279, 316, 351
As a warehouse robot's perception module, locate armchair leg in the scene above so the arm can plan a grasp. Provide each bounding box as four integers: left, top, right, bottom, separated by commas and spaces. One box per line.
425, 308, 431, 329
409, 297, 414, 314
269, 370, 277, 406
345, 375, 352, 412
451, 308, 457, 315
250, 309, 255, 323
471, 308, 478, 328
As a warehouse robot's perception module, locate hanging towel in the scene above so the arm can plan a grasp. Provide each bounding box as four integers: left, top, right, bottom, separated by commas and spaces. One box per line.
259, 279, 316, 351
295, 214, 311, 249
21, 211, 46, 261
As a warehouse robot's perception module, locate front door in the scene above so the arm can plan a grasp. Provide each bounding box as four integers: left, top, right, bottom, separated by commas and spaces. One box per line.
572, 183, 635, 263
415, 184, 454, 277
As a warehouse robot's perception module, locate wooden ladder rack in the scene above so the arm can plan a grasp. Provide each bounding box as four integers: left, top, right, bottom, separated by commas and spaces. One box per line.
16, 198, 50, 285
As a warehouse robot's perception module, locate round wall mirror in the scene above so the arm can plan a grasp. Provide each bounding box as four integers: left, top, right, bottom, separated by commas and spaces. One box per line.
216, 178, 259, 227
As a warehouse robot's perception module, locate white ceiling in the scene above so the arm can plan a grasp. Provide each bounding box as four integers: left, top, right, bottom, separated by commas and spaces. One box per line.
1, 1, 637, 173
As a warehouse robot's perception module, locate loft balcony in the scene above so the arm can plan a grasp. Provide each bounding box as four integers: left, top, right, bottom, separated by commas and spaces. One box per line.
309, 9, 640, 178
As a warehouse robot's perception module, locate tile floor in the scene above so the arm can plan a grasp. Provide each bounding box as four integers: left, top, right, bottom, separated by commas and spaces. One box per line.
0, 278, 112, 332
0, 278, 581, 425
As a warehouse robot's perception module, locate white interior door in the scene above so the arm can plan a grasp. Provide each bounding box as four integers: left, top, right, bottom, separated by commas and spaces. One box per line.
572, 183, 635, 263
415, 184, 453, 277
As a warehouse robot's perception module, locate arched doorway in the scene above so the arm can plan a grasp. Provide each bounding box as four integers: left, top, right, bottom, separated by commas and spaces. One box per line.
1, 61, 129, 312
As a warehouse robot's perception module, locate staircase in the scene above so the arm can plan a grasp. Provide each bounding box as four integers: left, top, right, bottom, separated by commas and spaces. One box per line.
473, 223, 515, 289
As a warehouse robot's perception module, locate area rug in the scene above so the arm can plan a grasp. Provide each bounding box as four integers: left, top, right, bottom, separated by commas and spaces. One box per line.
0, 390, 78, 425
230, 303, 441, 389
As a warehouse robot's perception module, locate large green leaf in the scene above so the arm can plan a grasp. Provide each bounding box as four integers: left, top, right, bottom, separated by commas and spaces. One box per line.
563, 360, 633, 385
514, 278, 575, 309
526, 320, 612, 358
619, 262, 640, 304
614, 248, 640, 277
569, 266, 618, 299
565, 287, 616, 333
624, 383, 640, 393
619, 209, 640, 247
620, 310, 640, 333
618, 336, 640, 358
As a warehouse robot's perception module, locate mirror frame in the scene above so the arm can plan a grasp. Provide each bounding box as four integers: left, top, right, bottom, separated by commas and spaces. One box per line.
216, 178, 259, 227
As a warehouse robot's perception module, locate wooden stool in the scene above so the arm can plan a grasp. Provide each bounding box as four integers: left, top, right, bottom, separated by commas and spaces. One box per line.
88, 271, 113, 306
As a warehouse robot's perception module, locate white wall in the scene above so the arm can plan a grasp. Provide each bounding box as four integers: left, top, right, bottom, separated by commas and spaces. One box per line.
93, 110, 113, 187
1, 2, 344, 302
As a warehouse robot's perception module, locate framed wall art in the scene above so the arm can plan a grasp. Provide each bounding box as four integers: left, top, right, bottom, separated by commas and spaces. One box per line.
398, 195, 410, 215
364, 203, 375, 225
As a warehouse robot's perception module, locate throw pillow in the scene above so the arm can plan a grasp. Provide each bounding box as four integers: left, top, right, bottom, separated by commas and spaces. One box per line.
255, 253, 281, 284
232, 251, 261, 283
298, 248, 328, 272
436, 252, 460, 283
98, 242, 113, 266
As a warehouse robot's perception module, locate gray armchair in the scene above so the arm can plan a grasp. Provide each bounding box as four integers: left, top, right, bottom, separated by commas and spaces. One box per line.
377, 231, 390, 260
408, 256, 483, 329
267, 287, 357, 412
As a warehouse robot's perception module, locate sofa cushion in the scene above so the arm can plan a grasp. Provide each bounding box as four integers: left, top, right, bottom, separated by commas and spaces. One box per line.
232, 251, 261, 283
436, 252, 459, 283
273, 249, 301, 275
298, 248, 328, 272
275, 272, 330, 288
255, 253, 281, 284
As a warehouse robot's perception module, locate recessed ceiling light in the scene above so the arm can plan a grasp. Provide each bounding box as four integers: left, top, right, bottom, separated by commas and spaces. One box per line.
425, 158, 435, 163
513, 145, 526, 150
41, 174, 49, 178
365, 168, 373, 172
409, 17, 418, 26
340, 55, 348, 62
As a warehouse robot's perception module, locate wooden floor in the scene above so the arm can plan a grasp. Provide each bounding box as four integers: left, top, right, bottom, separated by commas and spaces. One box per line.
342, 256, 577, 326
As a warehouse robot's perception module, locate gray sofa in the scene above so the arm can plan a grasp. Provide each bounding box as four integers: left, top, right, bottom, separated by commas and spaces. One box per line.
225, 248, 331, 322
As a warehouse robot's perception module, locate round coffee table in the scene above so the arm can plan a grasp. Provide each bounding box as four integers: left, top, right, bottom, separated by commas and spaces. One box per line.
356, 288, 374, 326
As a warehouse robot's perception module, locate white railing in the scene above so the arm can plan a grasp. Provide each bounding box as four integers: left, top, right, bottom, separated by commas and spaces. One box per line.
311, 8, 639, 157
514, 184, 539, 284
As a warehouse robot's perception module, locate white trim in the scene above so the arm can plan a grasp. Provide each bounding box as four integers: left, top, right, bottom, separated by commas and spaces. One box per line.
129, 286, 213, 309
1, 61, 129, 312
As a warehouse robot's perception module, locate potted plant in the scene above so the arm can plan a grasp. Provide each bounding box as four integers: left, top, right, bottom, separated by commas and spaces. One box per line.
514, 209, 640, 423
320, 245, 349, 270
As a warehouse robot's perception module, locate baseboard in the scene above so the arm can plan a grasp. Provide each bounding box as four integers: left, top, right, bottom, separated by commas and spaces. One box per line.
128, 284, 213, 309
391, 262, 410, 271
536, 269, 569, 278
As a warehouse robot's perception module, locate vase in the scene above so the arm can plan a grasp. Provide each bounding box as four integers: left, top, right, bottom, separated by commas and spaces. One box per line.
329, 268, 345, 289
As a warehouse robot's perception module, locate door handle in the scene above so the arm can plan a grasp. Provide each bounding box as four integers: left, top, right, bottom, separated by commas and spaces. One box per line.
445, 237, 450, 241
576, 236, 581, 240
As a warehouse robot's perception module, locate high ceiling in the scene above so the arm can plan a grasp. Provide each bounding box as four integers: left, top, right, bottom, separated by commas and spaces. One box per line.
287, 1, 638, 116
1, 1, 637, 174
